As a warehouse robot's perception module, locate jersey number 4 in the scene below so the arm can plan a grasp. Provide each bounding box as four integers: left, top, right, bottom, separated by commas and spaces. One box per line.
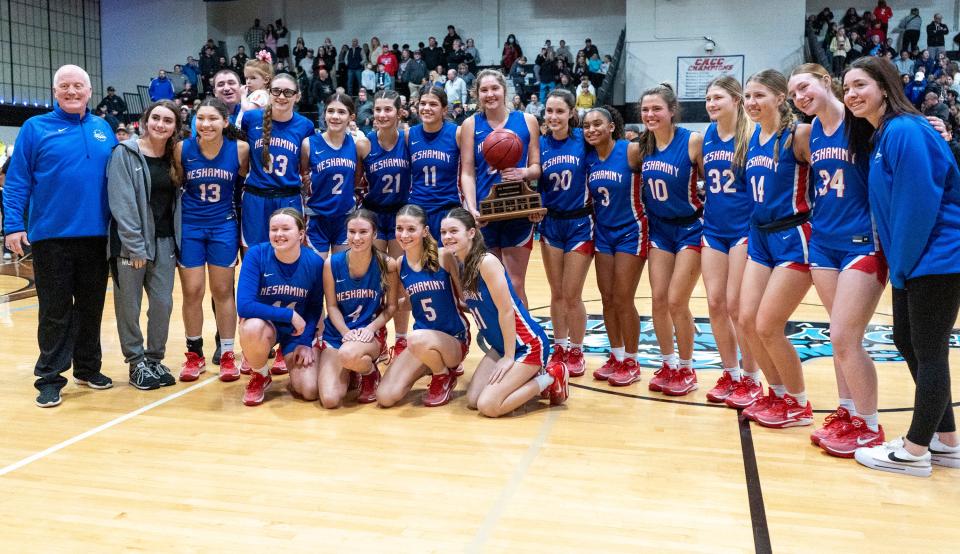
817, 169, 845, 198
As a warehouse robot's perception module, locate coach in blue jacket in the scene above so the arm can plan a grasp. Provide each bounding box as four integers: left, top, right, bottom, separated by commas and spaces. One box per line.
3, 64, 118, 408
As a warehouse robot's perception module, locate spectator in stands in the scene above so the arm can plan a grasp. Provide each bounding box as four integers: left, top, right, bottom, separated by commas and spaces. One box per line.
897, 8, 922, 54
895, 50, 914, 75
422, 36, 445, 73
375, 63, 394, 92
457, 63, 475, 90
311, 68, 335, 130
928, 14, 950, 60
293, 38, 308, 66
443, 25, 461, 54
321, 43, 337, 77
299, 49, 315, 77
200, 46, 218, 86
923, 89, 950, 120
556, 73, 575, 95
444, 69, 467, 107
447, 39, 467, 70
511, 94, 523, 111
914, 49, 936, 76
177, 82, 197, 106
97, 86, 127, 123
245, 19, 265, 54
464, 38, 480, 70
233, 46, 249, 72
846, 31, 864, 63
905, 71, 928, 106
572, 54, 590, 84
114, 123, 130, 142
812, 7, 835, 33
600, 54, 613, 74
555, 39, 573, 65
377, 41, 399, 77
866, 34, 883, 57
538, 50, 557, 102
874, 1, 893, 34
501, 34, 521, 71
346, 39, 364, 95
356, 88, 374, 133
580, 38, 599, 60
402, 49, 428, 99
361, 63, 376, 93
264, 23, 278, 56
149, 70, 175, 102
168, 64, 187, 93
866, 21, 886, 45
275, 19, 289, 61
575, 78, 596, 117
182, 56, 199, 90
178, 104, 193, 134
534, 47, 551, 83
525, 93, 543, 119
841, 7, 860, 31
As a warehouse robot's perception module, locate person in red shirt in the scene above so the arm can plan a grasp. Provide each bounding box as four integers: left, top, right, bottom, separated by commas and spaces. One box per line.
873, 0, 893, 34
377, 40, 399, 77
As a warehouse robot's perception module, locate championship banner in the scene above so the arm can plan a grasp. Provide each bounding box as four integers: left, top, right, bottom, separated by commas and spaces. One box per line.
675, 55, 745, 100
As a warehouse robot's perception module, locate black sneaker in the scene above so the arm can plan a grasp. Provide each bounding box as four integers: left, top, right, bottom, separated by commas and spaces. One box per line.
148, 360, 177, 387
35, 387, 62, 408
213, 342, 222, 366
129, 361, 161, 390
74, 372, 114, 390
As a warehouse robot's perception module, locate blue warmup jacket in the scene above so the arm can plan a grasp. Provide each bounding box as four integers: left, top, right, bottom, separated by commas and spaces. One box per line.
2, 105, 117, 242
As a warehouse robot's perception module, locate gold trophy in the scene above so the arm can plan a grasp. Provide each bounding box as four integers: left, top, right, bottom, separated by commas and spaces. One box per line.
477, 129, 547, 223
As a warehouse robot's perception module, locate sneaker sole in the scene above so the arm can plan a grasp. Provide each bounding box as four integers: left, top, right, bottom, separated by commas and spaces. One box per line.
930, 454, 960, 468
35, 397, 62, 408
724, 396, 760, 409
663, 384, 698, 396
648, 382, 664, 392
755, 417, 814, 429
706, 390, 733, 402
422, 394, 453, 407
567, 366, 585, 378
243, 381, 272, 406
219, 371, 241, 382
73, 378, 113, 390
854, 450, 932, 477
592, 372, 614, 381
608, 376, 641, 387
179, 368, 206, 382
129, 381, 160, 391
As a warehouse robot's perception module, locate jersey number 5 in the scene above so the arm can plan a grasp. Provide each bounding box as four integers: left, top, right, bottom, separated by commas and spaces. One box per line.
421, 298, 437, 321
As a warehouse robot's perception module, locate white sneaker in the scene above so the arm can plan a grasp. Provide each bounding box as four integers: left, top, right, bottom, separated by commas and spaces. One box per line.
855, 437, 932, 477
2, 252, 11, 261
930, 433, 960, 468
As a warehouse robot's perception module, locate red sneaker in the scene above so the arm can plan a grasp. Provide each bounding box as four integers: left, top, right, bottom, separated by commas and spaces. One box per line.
270, 349, 288, 375
546, 346, 566, 372
724, 377, 763, 409
243, 373, 272, 406
648, 363, 675, 392
820, 417, 885, 458
741, 387, 775, 420
592, 354, 619, 381
179, 352, 206, 382
662, 367, 698, 396
357, 368, 381, 404
810, 406, 852, 446
239, 355, 252, 375
706, 371, 737, 403
608, 358, 642, 386
451, 364, 464, 377
218, 351, 240, 382
755, 393, 814, 429
566, 347, 586, 377
546, 361, 569, 406
388, 337, 408, 364
422, 370, 457, 407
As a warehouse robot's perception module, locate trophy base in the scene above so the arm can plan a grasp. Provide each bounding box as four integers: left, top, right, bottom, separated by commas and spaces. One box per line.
477, 179, 548, 223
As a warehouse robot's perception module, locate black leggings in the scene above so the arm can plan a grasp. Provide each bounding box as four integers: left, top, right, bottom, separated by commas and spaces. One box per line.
892, 274, 960, 446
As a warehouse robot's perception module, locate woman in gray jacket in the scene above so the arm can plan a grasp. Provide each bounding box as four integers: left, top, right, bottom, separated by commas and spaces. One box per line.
107, 100, 182, 390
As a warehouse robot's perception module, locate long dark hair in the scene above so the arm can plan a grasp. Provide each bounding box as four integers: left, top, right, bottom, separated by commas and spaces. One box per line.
139, 100, 182, 161
636, 82, 680, 160
198, 97, 242, 141
345, 208, 389, 292
585, 105, 624, 140
396, 204, 439, 272
843, 56, 922, 162
443, 208, 487, 294
545, 88, 578, 133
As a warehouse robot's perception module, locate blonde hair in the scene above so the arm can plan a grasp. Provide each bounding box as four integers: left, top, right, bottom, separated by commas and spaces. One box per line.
244, 58, 274, 90
790, 62, 842, 100
746, 69, 795, 165
706, 75, 752, 171
474, 69, 508, 114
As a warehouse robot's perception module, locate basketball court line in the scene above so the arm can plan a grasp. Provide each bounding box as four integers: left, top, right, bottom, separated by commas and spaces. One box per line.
0, 375, 220, 477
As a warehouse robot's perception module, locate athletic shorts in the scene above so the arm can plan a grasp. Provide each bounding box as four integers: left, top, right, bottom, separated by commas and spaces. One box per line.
648, 215, 703, 254
701, 233, 748, 255
482, 218, 535, 250
260, 320, 309, 357
424, 205, 462, 241
595, 219, 649, 257
323, 325, 388, 353
539, 214, 594, 255
241, 191, 302, 247
809, 242, 889, 285
306, 213, 349, 252
747, 222, 811, 271
179, 220, 239, 268
373, 210, 397, 242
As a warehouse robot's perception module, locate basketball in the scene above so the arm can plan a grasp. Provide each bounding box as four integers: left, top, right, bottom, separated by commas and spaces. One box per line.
482, 128, 523, 171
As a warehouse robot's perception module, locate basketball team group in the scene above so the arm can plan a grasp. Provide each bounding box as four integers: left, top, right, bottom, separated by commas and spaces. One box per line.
3, 55, 960, 478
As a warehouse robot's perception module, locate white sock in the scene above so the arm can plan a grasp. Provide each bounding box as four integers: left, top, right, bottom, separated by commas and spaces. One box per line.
186, 335, 201, 342
634, 352, 643, 363
839, 397, 856, 414
612, 347, 625, 362
792, 390, 808, 406
771, 384, 787, 398
725, 367, 742, 381
555, 338, 569, 349
569, 342, 582, 351
220, 339, 235, 353
535, 373, 555, 392
861, 412, 880, 432
743, 370, 762, 383
679, 358, 693, 369
255, 362, 270, 377
663, 353, 679, 368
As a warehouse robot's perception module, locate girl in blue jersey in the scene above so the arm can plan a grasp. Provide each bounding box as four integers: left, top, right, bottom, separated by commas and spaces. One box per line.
460, 69, 543, 306
300, 92, 361, 257
844, 56, 960, 477
788, 63, 887, 457
316, 209, 399, 408
582, 107, 648, 387
441, 208, 568, 415
738, 70, 815, 429
173, 98, 249, 383
538, 89, 593, 380
237, 208, 325, 407
638, 83, 704, 397
698, 76, 760, 407
240, 73, 315, 250
377, 204, 470, 409
356, 90, 412, 364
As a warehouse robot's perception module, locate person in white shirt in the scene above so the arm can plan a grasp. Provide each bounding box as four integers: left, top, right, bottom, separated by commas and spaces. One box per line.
443, 69, 468, 107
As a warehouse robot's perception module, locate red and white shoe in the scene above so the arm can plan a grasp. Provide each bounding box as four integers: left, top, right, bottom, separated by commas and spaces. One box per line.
451, 364, 464, 377
566, 347, 586, 377
543, 346, 567, 399
218, 351, 240, 382
741, 387, 775, 421
662, 367, 698, 396
648, 363, 674, 392
706, 371, 737, 403
388, 337, 408, 364
270, 349, 288, 375
754, 393, 814, 429
546, 361, 569, 406
608, 358, 642, 386
422, 370, 457, 407
243, 373, 272, 406
357, 368, 381, 404
724, 377, 763, 409
810, 406, 852, 446
239, 355, 252, 375
592, 354, 619, 381
820, 417, 884, 458
179, 352, 206, 382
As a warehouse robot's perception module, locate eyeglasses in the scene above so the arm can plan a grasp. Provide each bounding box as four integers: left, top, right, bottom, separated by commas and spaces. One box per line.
269, 87, 298, 98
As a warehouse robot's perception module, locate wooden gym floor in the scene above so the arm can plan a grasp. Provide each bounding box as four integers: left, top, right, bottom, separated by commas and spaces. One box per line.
0, 249, 958, 553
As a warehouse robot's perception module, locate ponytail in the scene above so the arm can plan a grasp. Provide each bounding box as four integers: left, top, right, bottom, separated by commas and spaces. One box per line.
443, 208, 487, 294
260, 102, 273, 170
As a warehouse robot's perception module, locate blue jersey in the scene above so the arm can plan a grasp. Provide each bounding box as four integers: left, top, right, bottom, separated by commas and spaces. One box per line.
322, 250, 384, 343
463, 258, 549, 362
641, 126, 701, 219
744, 126, 811, 226
363, 129, 410, 209
539, 129, 590, 212
868, 115, 960, 288
180, 137, 240, 225
702, 122, 753, 238
586, 140, 644, 230
236, 243, 325, 350
400, 256, 469, 340
408, 122, 461, 210
305, 132, 357, 217
241, 109, 315, 191
808, 118, 876, 250
473, 111, 530, 202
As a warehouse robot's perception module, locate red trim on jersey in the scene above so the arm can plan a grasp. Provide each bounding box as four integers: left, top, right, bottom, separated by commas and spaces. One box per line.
572, 240, 595, 255
687, 165, 703, 211
792, 162, 811, 215
630, 172, 645, 225
513, 303, 545, 367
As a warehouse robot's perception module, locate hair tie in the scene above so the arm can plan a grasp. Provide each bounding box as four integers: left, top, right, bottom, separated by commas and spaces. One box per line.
256, 50, 273, 64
